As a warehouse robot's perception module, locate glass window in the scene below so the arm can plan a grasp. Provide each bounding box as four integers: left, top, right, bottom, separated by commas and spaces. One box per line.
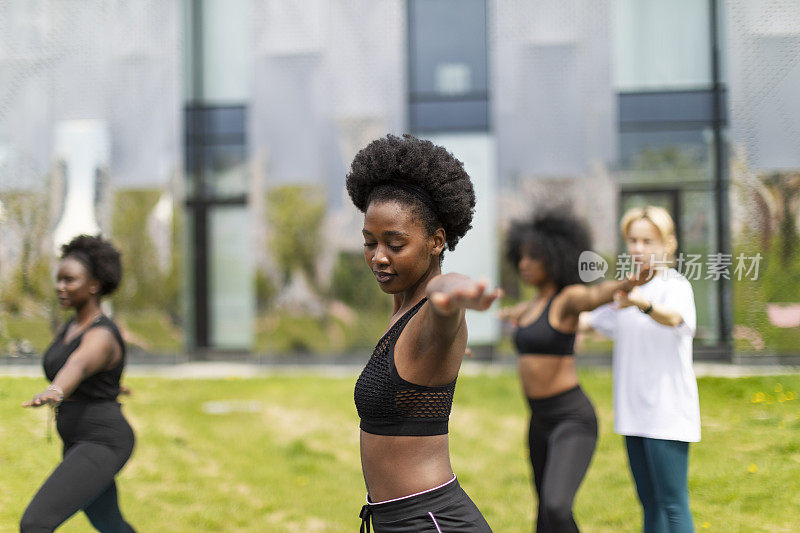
682, 190, 719, 345
185, 106, 248, 198
618, 129, 711, 176
209, 206, 254, 349
616, 90, 727, 176
408, 0, 488, 131
204, 144, 247, 197
613, 0, 711, 90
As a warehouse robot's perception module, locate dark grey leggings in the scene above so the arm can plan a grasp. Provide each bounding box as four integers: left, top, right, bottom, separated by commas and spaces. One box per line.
21, 401, 135, 533
528, 386, 598, 533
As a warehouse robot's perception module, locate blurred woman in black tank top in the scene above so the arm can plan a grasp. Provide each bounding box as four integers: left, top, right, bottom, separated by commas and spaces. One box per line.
499, 212, 650, 532
21, 235, 136, 533
347, 134, 501, 532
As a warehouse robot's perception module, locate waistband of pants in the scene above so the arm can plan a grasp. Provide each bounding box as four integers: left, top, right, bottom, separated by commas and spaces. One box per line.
527, 384, 586, 409
365, 474, 458, 517
56, 399, 121, 416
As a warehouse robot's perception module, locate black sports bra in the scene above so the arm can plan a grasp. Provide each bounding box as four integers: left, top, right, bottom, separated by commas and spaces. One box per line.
513, 294, 576, 356
354, 298, 456, 436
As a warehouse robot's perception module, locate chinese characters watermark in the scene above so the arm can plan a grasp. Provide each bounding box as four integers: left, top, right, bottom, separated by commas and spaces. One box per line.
578, 252, 763, 282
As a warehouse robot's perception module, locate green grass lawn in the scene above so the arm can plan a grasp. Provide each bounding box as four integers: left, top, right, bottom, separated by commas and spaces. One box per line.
2, 371, 799, 532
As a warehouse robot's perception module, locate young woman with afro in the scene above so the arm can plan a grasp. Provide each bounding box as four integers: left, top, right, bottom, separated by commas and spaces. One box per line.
499, 212, 651, 532
348, 134, 500, 532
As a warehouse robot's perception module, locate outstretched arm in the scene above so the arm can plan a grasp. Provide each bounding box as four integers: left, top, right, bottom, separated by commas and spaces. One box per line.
23, 328, 116, 408
561, 266, 653, 315
422, 274, 503, 347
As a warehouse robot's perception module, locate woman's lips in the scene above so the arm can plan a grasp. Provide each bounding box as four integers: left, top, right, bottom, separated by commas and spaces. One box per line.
374, 271, 394, 283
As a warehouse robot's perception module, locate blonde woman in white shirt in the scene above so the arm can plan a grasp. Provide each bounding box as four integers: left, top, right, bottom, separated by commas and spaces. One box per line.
584, 206, 699, 533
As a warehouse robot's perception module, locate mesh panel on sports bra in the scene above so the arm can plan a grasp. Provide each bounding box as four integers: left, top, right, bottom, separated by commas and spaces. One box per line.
354, 298, 456, 436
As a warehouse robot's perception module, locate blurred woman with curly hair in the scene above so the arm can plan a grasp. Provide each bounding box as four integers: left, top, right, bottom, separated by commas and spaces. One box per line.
21, 234, 136, 533
500, 211, 650, 532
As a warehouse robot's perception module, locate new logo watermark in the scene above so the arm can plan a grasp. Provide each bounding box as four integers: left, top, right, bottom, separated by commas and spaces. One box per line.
576, 252, 763, 282
578, 251, 608, 283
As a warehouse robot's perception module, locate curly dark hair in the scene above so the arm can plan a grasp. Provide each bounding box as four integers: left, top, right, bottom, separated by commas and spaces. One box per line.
506, 211, 592, 289
60, 234, 122, 296
346, 134, 475, 252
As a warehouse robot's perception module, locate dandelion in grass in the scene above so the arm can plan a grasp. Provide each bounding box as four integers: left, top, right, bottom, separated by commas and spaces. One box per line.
747, 463, 758, 473
751, 392, 765, 403
702, 522, 711, 529
774, 383, 783, 393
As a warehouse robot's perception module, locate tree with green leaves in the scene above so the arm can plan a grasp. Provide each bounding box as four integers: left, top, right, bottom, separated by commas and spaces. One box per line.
266, 185, 326, 286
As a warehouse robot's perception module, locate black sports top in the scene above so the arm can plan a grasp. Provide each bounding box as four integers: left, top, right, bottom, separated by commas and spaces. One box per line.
513, 293, 576, 356
354, 298, 456, 436
43, 315, 126, 402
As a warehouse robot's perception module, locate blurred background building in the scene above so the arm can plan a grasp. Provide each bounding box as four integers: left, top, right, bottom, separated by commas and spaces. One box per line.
1, 0, 798, 361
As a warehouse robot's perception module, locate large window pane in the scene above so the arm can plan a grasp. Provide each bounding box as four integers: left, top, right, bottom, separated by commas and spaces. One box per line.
613, 0, 711, 90
408, 0, 488, 131
682, 190, 719, 345
616, 91, 726, 178
204, 144, 247, 197
209, 206, 253, 349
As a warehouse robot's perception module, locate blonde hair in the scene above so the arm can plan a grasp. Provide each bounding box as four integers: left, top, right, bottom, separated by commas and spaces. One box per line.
620, 206, 678, 259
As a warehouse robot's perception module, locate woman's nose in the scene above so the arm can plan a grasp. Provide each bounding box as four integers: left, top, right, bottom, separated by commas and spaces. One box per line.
372, 247, 390, 265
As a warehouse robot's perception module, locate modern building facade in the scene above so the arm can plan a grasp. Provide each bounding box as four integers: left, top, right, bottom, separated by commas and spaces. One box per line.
1, 0, 798, 359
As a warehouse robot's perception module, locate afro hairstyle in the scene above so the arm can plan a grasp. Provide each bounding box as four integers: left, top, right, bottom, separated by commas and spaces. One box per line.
345, 134, 475, 252
506, 210, 592, 289
60, 234, 122, 296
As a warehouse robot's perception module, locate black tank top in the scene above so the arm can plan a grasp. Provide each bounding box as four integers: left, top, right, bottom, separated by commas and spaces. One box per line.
513, 294, 576, 356
354, 298, 456, 436
43, 315, 126, 402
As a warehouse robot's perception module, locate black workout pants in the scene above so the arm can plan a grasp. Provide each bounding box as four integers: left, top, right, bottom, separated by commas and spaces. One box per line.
528, 386, 597, 533
21, 401, 135, 533
360, 476, 493, 532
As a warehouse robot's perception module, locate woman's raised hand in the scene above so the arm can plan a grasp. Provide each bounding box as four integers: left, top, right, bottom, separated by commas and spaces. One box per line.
427, 274, 503, 315
626, 263, 655, 288
22, 388, 63, 408
613, 287, 646, 309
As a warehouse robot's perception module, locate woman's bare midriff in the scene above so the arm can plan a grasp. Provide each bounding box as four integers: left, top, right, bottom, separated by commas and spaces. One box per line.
360, 431, 454, 502
518, 354, 580, 399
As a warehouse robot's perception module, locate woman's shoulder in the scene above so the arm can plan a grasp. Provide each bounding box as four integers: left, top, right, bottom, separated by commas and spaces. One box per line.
86, 316, 125, 348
